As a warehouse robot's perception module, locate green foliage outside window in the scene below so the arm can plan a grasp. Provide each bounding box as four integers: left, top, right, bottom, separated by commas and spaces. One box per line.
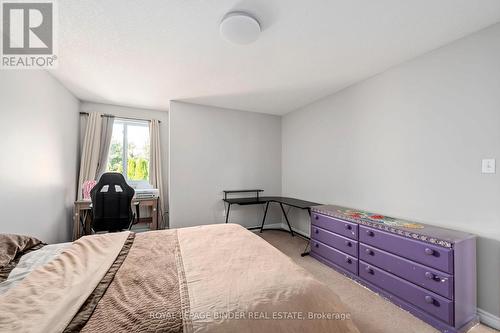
127, 157, 149, 180
107, 142, 123, 173
107, 141, 149, 181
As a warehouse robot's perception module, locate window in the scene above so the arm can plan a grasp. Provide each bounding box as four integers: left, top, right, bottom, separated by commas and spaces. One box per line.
106, 119, 150, 185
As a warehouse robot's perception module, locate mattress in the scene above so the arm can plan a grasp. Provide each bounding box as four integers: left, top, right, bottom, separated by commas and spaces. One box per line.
0, 224, 359, 333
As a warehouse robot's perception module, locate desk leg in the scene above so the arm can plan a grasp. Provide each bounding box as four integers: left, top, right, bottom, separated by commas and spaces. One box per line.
225, 203, 231, 223
152, 202, 158, 230
280, 203, 295, 237
136, 204, 141, 224
73, 206, 80, 241
84, 211, 92, 235
300, 208, 312, 257
260, 202, 270, 233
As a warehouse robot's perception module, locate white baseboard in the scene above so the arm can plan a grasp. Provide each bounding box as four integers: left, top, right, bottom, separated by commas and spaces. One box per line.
478, 308, 500, 330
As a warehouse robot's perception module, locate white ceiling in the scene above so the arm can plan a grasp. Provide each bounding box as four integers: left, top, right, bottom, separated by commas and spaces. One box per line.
51, 0, 500, 115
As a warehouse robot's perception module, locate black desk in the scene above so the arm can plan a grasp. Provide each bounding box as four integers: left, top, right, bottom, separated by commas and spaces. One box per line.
223, 190, 319, 236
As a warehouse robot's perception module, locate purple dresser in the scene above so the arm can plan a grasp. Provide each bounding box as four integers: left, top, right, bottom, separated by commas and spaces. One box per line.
310, 205, 478, 333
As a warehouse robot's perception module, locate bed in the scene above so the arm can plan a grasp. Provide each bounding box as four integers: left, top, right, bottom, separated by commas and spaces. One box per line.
0, 224, 359, 333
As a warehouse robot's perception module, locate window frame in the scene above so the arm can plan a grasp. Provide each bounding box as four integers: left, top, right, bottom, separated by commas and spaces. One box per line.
109, 118, 151, 186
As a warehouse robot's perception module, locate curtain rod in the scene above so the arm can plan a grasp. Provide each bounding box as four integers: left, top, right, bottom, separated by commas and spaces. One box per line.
79, 112, 161, 123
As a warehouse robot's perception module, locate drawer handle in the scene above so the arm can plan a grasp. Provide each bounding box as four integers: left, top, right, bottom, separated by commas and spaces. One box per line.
345, 241, 352, 247
424, 248, 435, 256
365, 248, 374, 256
345, 257, 352, 264
365, 266, 374, 274
314, 215, 319, 220
314, 243, 319, 248
366, 230, 375, 237
314, 228, 319, 234
424, 296, 434, 304
345, 224, 352, 230
425, 272, 435, 280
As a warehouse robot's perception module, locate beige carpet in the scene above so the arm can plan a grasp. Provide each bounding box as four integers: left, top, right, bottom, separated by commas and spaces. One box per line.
257, 230, 498, 333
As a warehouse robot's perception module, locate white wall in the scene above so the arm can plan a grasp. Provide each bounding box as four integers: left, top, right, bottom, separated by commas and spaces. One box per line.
80, 102, 170, 225
169, 101, 282, 229
0, 71, 79, 244
282, 23, 500, 321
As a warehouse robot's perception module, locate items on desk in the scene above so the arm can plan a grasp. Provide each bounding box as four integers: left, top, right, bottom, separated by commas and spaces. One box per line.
134, 188, 160, 199
127, 181, 160, 199
82, 180, 96, 200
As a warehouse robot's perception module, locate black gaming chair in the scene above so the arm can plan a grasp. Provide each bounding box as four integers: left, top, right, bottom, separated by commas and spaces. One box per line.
90, 172, 136, 233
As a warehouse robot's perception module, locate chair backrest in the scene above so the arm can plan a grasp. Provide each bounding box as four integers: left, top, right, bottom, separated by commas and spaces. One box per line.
90, 172, 135, 232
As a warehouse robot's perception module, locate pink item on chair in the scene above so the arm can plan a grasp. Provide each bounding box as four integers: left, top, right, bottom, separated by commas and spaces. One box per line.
82, 180, 97, 200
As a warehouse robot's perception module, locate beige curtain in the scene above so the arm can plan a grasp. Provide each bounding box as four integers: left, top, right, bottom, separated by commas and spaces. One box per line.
77, 113, 103, 200
96, 116, 115, 178
149, 119, 166, 228
77, 113, 115, 200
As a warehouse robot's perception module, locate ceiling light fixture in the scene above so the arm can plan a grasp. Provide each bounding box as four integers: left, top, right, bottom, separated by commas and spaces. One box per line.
220, 11, 261, 45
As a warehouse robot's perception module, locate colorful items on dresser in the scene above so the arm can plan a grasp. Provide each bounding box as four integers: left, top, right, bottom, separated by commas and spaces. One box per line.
334, 207, 424, 229
310, 204, 477, 333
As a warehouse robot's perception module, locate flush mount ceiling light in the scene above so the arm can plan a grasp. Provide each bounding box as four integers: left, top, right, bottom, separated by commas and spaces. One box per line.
220, 11, 261, 45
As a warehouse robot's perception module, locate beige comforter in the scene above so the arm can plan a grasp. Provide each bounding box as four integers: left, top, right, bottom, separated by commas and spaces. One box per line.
0, 224, 359, 333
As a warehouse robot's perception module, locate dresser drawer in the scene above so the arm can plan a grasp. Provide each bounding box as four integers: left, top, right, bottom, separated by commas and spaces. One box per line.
311, 213, 358, 240
311, 225, 358, 257
311, 239, 358, 275
359, 226, 453, 273
359, 261, 454, 325
359, 244, 453, 299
